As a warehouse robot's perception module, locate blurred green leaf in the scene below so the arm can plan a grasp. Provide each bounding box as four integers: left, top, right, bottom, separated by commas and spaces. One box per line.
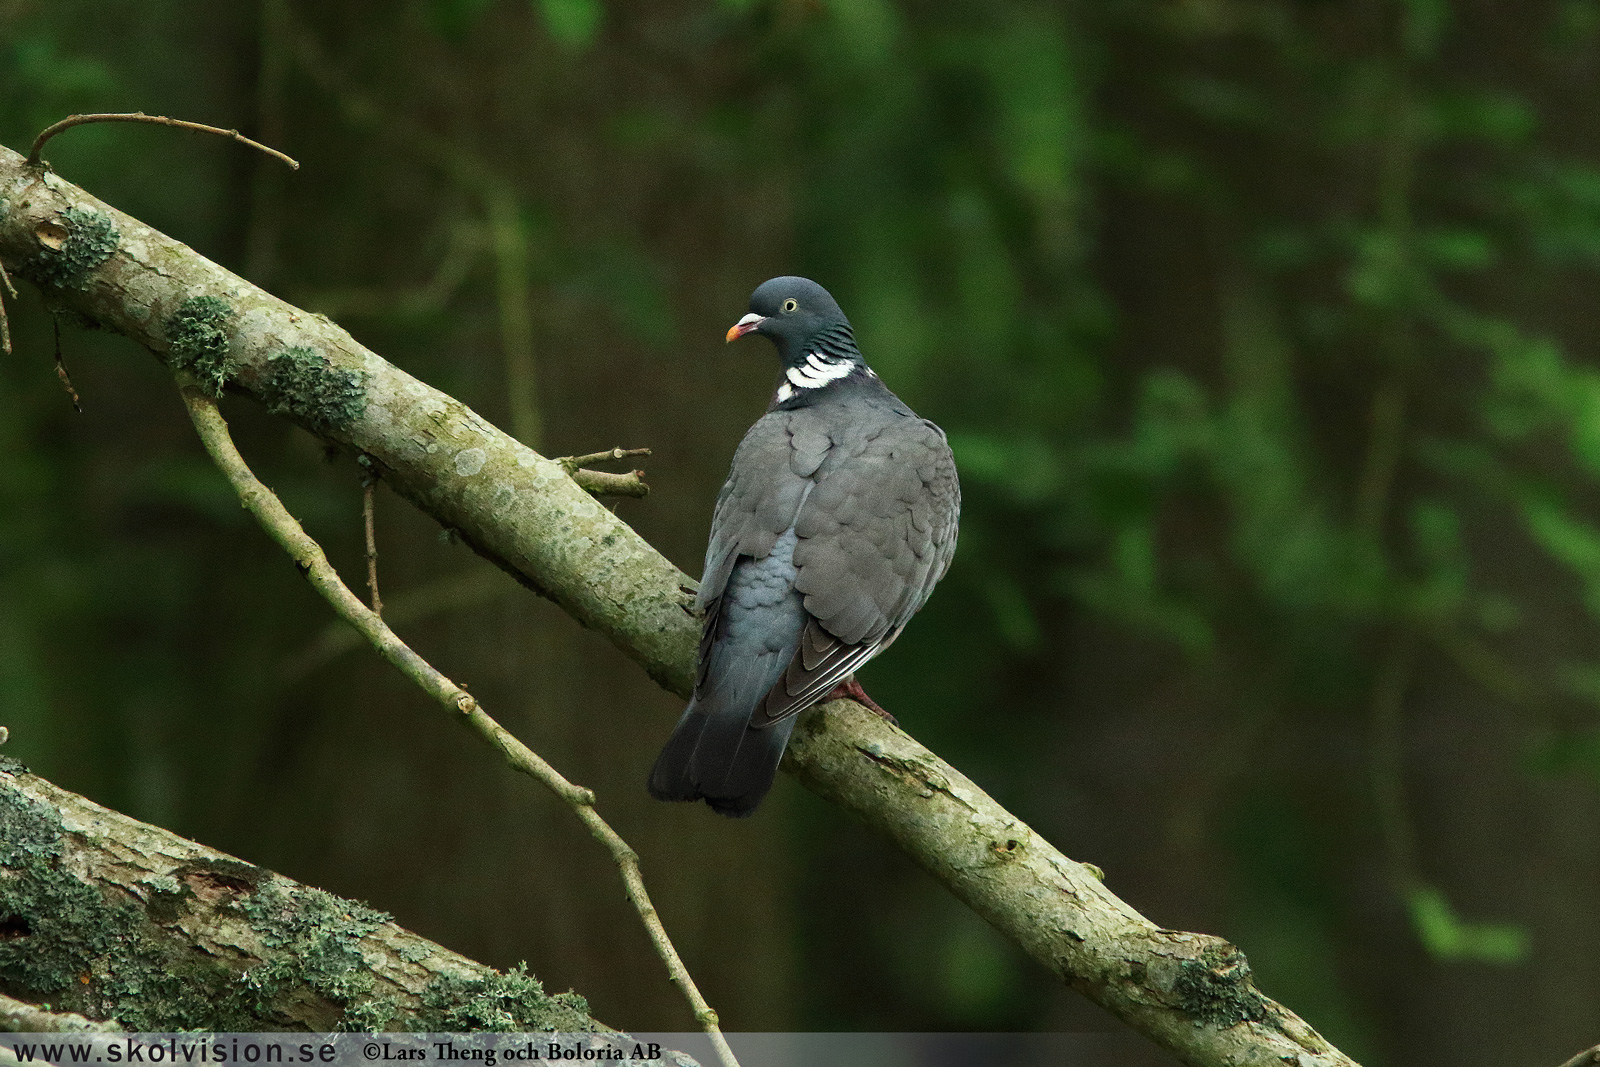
1522, 497, 1600, 616
1421, 228, 1496, 272
0, 34, 117, 143
1406, 886, 1529, 963
536, 0, 603, 50
1129, 369, 1213, 474
1473, 593, 1520, 632
1406, 501, 1468, 620
946, 432, 1063, 503
1345, 229, 1415, 310
984, 16, 1081, 217
1428, 89, 1536, 144
1505, 162, 1600, 264
1111, 523, 1157, 593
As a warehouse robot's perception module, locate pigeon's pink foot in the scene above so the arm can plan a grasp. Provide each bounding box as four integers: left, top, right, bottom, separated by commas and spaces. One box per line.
827, 676, 896, 725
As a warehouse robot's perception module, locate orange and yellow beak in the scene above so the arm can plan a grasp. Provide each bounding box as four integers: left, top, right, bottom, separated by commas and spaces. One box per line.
725, 313, 764, 343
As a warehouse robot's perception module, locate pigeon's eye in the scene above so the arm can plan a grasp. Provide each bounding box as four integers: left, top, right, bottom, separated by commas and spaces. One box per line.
782, 299, 799, 313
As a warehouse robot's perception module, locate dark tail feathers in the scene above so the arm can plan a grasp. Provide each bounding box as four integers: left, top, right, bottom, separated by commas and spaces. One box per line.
648, 702, 798, 817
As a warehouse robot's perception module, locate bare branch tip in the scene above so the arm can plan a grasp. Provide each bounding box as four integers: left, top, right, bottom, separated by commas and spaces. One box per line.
53, 318, 82, 412
557, 445, 652, 471
27, 112, 300, 170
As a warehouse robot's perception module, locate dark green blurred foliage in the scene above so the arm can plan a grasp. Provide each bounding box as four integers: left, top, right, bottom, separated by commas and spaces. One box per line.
4, 1, 1600, 1063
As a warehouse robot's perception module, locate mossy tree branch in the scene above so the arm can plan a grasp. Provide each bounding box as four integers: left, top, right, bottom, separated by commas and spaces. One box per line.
0, 143, 1359, 1067
0, 760, 605, 1034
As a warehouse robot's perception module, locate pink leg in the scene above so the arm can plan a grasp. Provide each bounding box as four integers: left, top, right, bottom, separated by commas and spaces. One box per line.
826, 675, 896, 725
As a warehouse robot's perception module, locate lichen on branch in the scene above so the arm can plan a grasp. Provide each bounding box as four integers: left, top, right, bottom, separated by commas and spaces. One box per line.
0, 760, 600, 1033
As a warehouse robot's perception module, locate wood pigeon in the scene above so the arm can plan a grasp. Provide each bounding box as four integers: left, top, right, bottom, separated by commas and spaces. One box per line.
648, 277, 961, 816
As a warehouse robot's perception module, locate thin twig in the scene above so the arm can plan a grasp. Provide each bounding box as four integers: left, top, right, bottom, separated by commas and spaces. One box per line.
360, 458, 383, 615
177, 382, 737, 1067
28, 112, 300, 170
53, 318, 81, 412
558, 446, 652, 470
0, 261, 13, 357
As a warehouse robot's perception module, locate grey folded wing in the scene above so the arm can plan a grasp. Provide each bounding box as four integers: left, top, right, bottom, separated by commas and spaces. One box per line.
749, 414, 960, 727
694, 414, 817, 687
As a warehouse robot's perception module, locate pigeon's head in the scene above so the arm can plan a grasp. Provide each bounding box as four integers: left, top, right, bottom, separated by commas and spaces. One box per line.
726, 276, 854, 364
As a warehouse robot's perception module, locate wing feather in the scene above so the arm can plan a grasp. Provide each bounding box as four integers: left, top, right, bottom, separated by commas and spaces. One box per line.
748, 410, 960, 728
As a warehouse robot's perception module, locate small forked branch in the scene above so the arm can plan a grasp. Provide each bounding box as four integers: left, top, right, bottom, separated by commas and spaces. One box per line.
28, 112, 300, 170
557, 446, 652, 499
177, 383, 736, 1067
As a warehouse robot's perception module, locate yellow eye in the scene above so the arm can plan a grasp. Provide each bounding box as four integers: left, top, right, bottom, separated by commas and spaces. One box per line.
782, 298, 798, 313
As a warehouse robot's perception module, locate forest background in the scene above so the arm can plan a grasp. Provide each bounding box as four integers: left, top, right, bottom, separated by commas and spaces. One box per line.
4, 1, 1600, 1064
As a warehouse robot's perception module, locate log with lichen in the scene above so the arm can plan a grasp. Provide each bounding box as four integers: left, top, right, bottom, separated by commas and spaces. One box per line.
0, 758, 601, 1033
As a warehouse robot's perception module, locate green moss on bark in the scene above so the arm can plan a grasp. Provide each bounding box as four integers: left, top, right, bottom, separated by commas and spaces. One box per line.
26, 207, 119, 289
237, 878, 397, 1030
416, 965, 594, 1032
0, 756, 604, 1032
0, 775, 391, 1030
262, 346, 369, 432
1172, 943, 1269, 1028
0, 778, 126, 992
165, 296, 236, 397
0, 783, 237, 1029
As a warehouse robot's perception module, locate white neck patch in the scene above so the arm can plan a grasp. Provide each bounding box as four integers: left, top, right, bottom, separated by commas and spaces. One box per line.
785, 352, 855, 391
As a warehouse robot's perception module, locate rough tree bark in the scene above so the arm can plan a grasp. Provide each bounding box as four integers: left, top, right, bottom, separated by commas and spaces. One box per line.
0, 758, 605, 1034
0, 142, 1358, 1067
